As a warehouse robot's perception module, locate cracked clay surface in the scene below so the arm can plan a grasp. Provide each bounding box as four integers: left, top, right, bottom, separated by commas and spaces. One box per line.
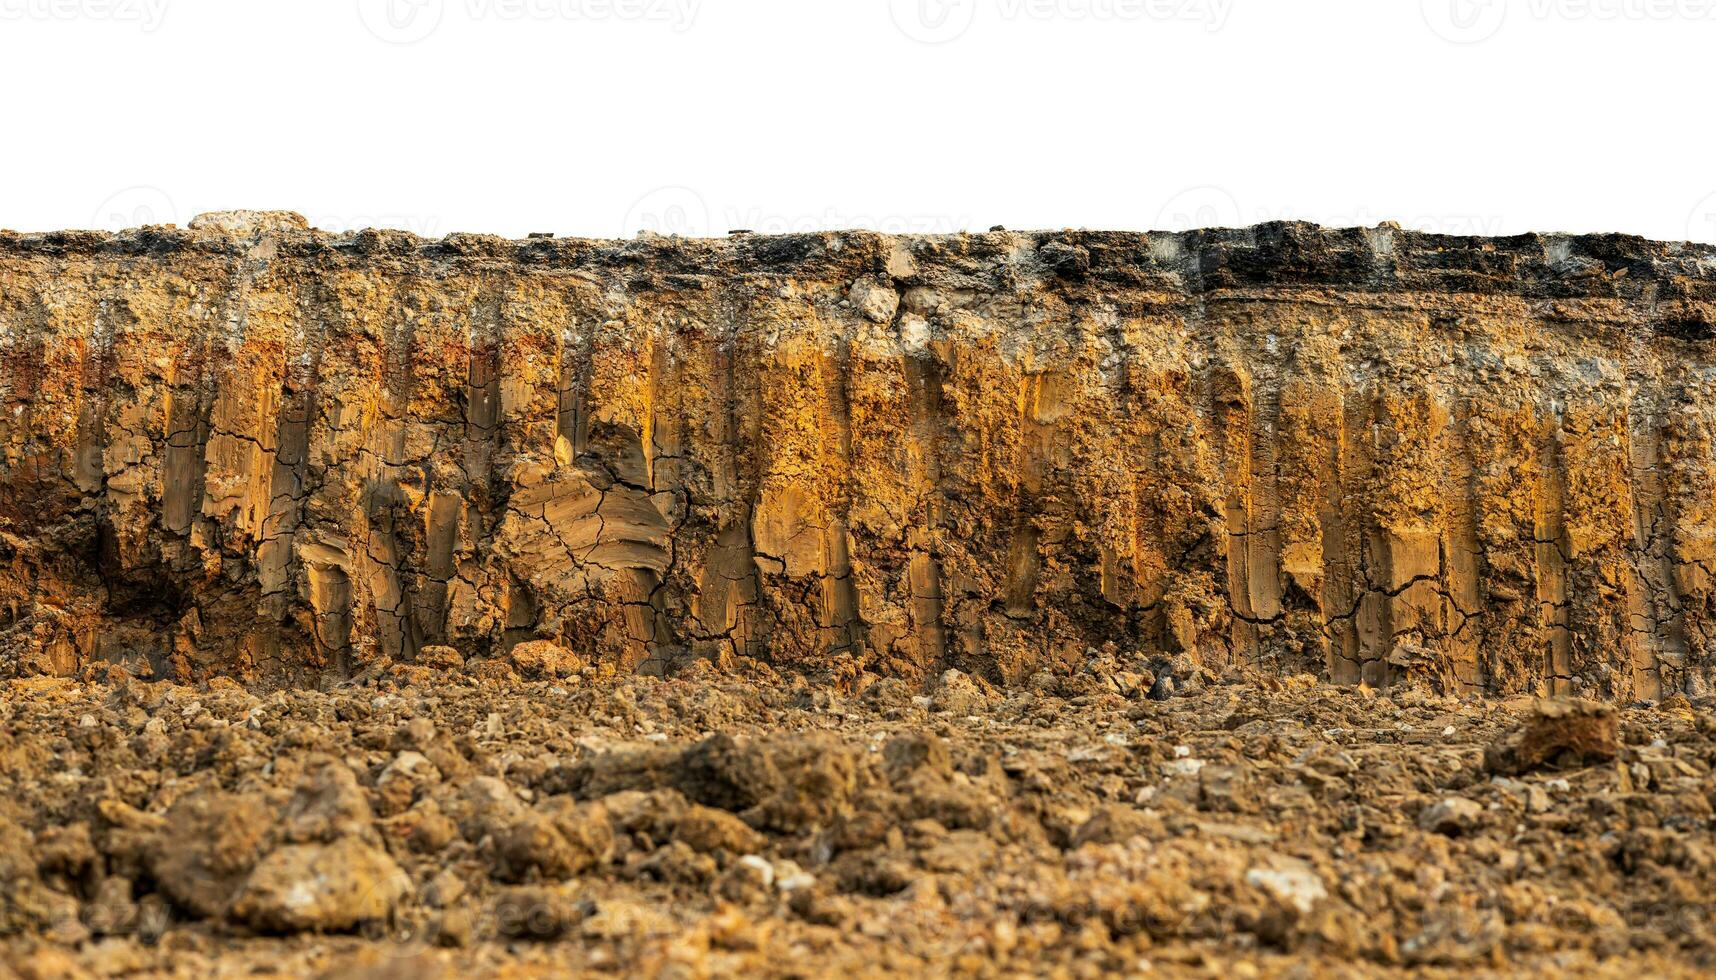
5, 212, 1716, 699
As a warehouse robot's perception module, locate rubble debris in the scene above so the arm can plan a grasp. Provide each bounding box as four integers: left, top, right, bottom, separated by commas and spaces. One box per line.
0, 672, 1710, 974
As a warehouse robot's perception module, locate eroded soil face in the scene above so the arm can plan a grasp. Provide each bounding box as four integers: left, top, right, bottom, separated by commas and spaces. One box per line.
6, 215, 1716, 699
3, 657, 1714, 978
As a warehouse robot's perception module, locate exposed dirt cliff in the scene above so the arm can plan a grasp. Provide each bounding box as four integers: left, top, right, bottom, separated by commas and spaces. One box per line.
5, 211, 1716, 699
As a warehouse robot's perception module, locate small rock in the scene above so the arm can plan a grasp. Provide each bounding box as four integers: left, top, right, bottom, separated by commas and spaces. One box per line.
882, 732, 951, 784
424, 869, 466, 908
638, 839, 717, 884
281, 759, 375, 843
1163, 757, 1205, 778
1246, 860, 1327, 916
1198, 764, 1258, 813
492, 814, 580, 882
774, 860, 816, 893
508, 640, 585, 679
1485, 697, 1620, 775
717, 854, 776, 903
1147, 673, 1176, 701
230, 837, 409, 933
148, 790, 272, 919
1417, 797, 1484, 836
930, 670, 989, 715
1386, 643, 1460, 694
412, 645, 465, 670
453, 775, 527, 840
377, 750, 442, 816
401, 716, 437, 748
1524, 784, 1552, 813
674, 734, 780, 812
492, 801, 612, 883
408, 809, 458, 854
1038, 240, 1090, 280
675, 804, 766, 854
739, 854, 775, 889
848, 278, 900, 324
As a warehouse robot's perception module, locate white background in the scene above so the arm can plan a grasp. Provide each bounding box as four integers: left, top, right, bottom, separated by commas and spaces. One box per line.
4, 0, 1713, 242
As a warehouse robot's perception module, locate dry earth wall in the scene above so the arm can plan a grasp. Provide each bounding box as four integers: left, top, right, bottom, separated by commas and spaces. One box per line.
4, 211, 1716, 698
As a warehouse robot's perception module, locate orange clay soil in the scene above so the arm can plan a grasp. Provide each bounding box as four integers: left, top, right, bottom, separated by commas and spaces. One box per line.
6, 212, 1716, 699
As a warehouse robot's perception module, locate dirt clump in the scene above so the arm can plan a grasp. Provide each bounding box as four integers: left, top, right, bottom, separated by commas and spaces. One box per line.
229, 838, 408, 933
1485, 696, 1622, 775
